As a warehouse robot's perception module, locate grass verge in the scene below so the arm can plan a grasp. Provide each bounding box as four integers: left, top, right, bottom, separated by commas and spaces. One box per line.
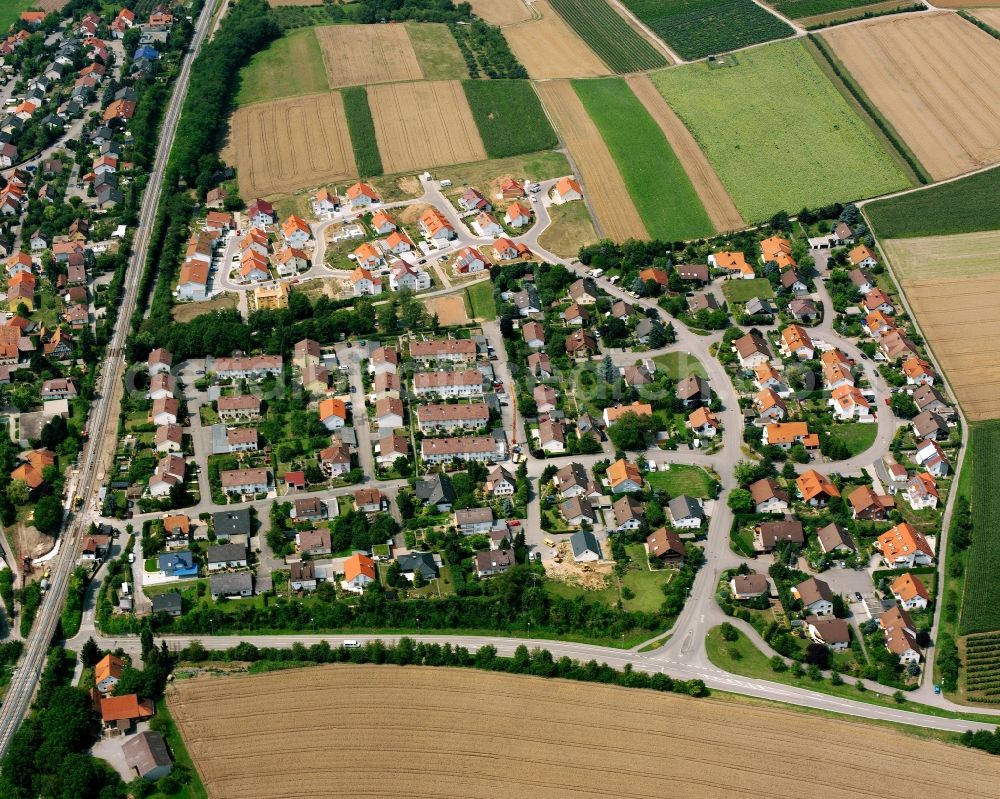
645, 464, 715, 498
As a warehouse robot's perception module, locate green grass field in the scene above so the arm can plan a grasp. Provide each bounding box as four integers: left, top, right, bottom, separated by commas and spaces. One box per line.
572, 78, 713, 241
652, 40, 910, 221
866, 166, 1000, 239
537, 200, 598, 258
465, 281, 497, 321
463, 80, 557, 159
721, 278, 775, 303
645, 465, 715, 498
621, 0, 794, 60
405, 22, 468, 80
341, 86, 383, 177
235, 28, 328, 106
547, 0, 666, 72
0, 1, 35, 33
960, 421, 1000, 635
653, 351, 708, 380
830, 422, 877, 456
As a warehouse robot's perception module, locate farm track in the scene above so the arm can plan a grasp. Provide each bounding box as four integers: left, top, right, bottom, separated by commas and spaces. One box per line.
368, 80, 486, 174
315, 24, 423, 88
821, 12, 1000, 180
536, 80, 647, 242
169, 665, 1000, 799
224, 93, 357, 197
625, 74, 744, 232
503, 0, 612, 77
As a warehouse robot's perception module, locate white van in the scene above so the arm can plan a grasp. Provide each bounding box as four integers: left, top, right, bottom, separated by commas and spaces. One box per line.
343, 639, 361, 648
439, 179, 452, 188
589, 268, 604, 279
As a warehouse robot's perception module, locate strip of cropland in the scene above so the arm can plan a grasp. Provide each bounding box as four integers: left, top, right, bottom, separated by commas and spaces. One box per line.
502, 0, 611, 78
960, 421, 1000, 633
619, 0, 795, 60
626, 74, 743, 232
547, 0, 668, 71
866, 166, 1000, 238
767, 0, 896, 18
536, 79, 647, 242
820, 13, 1000, 181
880, 230, 1000, 420
463, 80, 558, 158
572, 77, 713, 240
170, 664, 1000, 799
341, 86, 383, 177
651, 39, 910, 221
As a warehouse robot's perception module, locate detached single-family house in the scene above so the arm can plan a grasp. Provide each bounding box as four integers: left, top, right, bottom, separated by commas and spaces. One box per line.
792, 577, 834, 616
646, 527, 685, 564
570, 530, 601, 562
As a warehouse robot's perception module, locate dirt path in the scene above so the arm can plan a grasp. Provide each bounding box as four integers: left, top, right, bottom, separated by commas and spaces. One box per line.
536, 80, 647, 243
626, 74, 744, 233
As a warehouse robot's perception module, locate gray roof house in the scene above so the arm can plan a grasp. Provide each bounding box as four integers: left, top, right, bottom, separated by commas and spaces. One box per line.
396, 551, 439, 581
151, 592, 182, 617
570, 530, 602, 562
210, 571, 253, 599
415, 473, 455, 510
667, 495, 705, 528
122, 730, 173, 781
213, 509, 252, 539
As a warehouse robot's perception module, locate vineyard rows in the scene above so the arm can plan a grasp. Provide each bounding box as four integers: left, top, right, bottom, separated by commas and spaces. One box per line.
959, 422, 1000, 635
547, 0, 667, 73
963, 631, 1000, 700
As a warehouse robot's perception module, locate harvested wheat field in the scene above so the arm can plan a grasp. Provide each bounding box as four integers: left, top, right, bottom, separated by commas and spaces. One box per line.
170, 664, 1000, 799
821, 13, 1000, 180
224, 93, 356, 198
504, 0, 610, 78
626, 74, 743, 233
468, 0, 532, 25
425, 294, 470, 325
36, 0, 69, 10
315, 24, 423, 88
973, 7, 1000, 26
884, 231, 1000, 419
368, 80, 487, 173
537, 80, 646, 242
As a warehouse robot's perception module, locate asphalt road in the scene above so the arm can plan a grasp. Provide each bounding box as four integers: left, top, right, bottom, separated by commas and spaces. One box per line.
0, 0, 219, 758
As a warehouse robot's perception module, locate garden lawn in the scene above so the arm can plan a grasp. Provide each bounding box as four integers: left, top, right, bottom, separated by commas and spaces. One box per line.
866, 165, 1000, 239
645, 465, 714, 498
465, 281, 496, 321
235, 28, 328, 106
721, 277, 775, 303
829, 422, 877, 456
462, 80, 557, 159
652, 40, 910, 221
652, 351, 708, 380
621, 0, 794, 60
572, 78, 713, 241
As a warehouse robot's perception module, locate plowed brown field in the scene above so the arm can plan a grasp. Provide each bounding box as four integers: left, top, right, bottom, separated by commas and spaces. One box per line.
821, 13, 1000, 180
537, 80, 646, 242
368, 80, 487, 173
469, 0, 532, 24
626, 74, 743, 233
884, 230, 1000, 420
315, 24, 423, 88
503, 0, 610, 78
170, 664, 1000, 799
973, 7, 1000, 26
224, 93, 356, 197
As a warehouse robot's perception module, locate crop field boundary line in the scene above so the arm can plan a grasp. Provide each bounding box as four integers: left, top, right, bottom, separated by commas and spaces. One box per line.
603, 0, 684, 62
806, 34, 930, 185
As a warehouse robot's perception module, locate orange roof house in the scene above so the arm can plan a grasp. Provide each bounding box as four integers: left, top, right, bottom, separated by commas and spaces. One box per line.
607, 458, 643, 492
891, 572, 930, 606
760, 236, 796, 270
344, 552, 376, 584
877, 522, 934, 566
281, 214, 310, 240
95, 653, 125, 693
346, 181, 379, 204
99, 693, 155, 726
553, 176, 582, 201
638, 267, 669, 286
712, 251, 754, 278
796, 469, 840, 504
319, 397, 348, 423
763, 421, 819, 449
11, 448, 56, 489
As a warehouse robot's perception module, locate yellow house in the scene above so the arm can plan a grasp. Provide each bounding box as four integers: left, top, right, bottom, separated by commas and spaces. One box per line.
252, 282, 290, 311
